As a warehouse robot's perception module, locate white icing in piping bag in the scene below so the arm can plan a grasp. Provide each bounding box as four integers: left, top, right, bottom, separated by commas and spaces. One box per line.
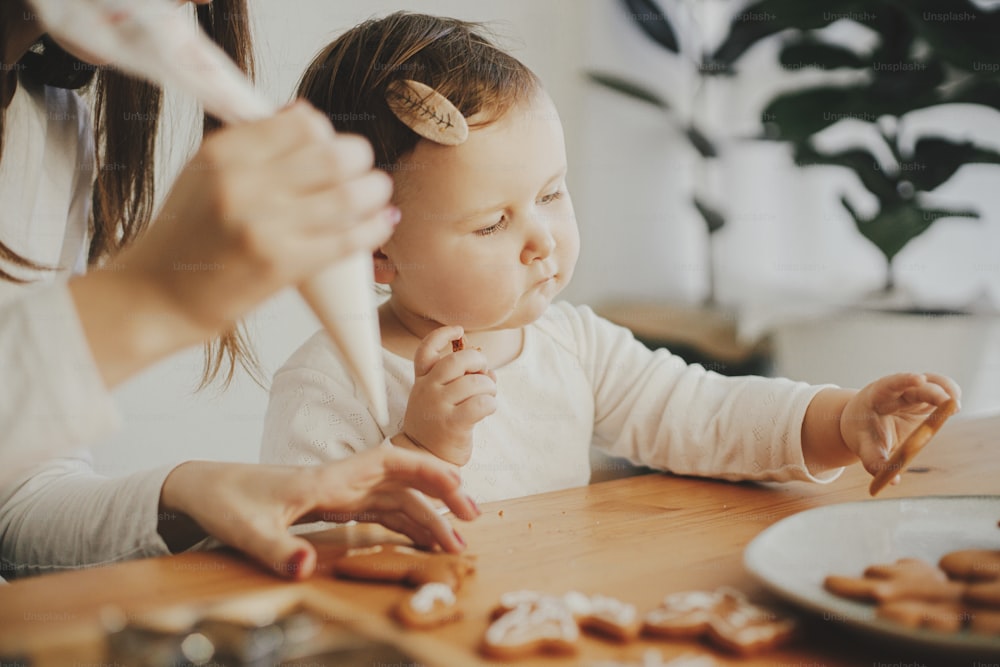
29, 0, 389, 425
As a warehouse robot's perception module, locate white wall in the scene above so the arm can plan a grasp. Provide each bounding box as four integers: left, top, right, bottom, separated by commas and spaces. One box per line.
94, 0, 590, 477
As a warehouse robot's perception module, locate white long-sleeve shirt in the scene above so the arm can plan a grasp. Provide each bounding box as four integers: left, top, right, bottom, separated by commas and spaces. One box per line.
261, 301, 842, 504
0, 79, 173, 580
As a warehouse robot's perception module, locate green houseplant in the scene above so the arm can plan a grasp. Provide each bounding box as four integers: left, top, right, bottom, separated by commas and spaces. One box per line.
589, 0, 1000, 301
711, 0, 1000, 295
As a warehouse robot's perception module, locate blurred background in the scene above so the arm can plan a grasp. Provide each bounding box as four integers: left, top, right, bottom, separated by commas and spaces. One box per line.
94, 0, 1000, 478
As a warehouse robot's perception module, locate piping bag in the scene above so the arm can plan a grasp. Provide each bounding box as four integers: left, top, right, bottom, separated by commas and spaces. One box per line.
29, 0, 390, 426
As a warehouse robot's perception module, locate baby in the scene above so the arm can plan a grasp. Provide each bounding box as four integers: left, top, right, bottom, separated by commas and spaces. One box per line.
260, 12, 960, 504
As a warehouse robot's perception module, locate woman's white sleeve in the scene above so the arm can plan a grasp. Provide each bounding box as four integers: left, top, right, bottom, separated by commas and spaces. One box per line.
0, 455, 175, 579
0, 283, 121, 483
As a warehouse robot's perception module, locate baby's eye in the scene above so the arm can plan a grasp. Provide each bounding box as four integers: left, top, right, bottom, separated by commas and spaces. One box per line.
476, 216, 509, 236
539, 190, 564, 205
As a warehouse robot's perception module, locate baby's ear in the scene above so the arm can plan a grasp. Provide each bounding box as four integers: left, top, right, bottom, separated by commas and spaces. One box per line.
373, 248, 396, 285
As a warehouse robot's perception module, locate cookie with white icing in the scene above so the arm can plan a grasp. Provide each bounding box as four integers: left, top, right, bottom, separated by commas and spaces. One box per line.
643, 588, 796, 656
394, 582, 462, 629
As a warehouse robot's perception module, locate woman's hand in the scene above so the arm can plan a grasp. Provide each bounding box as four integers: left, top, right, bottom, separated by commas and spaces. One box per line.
840, 372, 961, 480
72, 101, 398, 387
158, 447, 481, 580
394, 325, 497, 466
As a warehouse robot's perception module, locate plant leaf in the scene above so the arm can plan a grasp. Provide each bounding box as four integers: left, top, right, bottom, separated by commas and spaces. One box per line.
947, 78, 1000, 112
693, 196, 726, 234
847, 199, 978, 263
621, 0, 679, 53
892, 0, 1000, 72
711, 0, 872, 67
779, 38, 870, 71
869, 60, 945, 110
795, 144, 899, 203
907, 138, 1000, 192
761, 86, 880, 144
585, 71, 669, 109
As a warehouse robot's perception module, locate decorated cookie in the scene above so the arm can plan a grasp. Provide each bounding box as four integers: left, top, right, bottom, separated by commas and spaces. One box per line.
394, 582, 462, 629
575, 593, 642, 642
332, 544, 475, 590
939, 550, 1000, 583
492, 591, 640, 642
824, 558, 964, 603
642, 588, 796, 656
482, 595, 580, 659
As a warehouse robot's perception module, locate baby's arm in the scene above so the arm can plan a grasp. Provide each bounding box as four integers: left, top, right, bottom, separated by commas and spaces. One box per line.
801, 373, 961, 478
392, 325, 497, 466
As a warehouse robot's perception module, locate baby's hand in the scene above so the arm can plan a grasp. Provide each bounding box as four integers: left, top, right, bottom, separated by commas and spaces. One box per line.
840, 372, 961, 481
397, 325, 497, 466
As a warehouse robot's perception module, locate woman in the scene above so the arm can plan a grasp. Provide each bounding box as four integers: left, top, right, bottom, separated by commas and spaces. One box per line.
0, 0, 476, 582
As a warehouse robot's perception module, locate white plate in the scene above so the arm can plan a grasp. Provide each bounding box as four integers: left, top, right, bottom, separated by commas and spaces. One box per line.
744, 496, 1000, 655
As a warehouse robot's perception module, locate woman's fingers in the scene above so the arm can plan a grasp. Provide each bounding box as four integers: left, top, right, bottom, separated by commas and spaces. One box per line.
298, 171, 395, 233
272, 133, 377, 195
201, 102, 330, 165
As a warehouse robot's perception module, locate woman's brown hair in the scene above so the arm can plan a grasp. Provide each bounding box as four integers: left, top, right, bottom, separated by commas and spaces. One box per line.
296, 12, 540, 172
0, 1, 262, 389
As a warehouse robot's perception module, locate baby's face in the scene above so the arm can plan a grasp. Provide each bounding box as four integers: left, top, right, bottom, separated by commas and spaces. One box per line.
383, 89, 579, 333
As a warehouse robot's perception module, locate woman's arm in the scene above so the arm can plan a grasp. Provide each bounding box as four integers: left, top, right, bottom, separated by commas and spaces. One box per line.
70, 103, 396, 389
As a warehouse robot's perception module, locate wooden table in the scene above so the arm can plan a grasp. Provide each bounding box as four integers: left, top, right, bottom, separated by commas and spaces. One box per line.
1, 414, 998, 666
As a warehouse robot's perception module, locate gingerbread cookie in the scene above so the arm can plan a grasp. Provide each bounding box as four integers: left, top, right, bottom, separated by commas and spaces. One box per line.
394, 582, 462, 629
332, 544, 475, 590
964, 579, 1000, 609
575, 593, 642, 642
869, 398, 958, 496
824, 558, 964, 603
482, 595, 580, 659
876, 599, 968, 632
940, 550, 1000, 583
492, 591, 640, 642
642, 588, 796, 656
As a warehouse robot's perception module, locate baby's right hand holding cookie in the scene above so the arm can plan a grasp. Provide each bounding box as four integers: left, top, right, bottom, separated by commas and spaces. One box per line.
395, 325, 497, 466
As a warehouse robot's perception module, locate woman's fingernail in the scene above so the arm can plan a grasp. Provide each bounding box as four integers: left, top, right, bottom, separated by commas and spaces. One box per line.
468, 496, 481, 516
453, 529, 467, 548
386, 206, 402, 226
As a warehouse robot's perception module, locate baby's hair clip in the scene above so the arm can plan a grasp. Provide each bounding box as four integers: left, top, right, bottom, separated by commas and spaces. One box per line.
385, 79, 469, 146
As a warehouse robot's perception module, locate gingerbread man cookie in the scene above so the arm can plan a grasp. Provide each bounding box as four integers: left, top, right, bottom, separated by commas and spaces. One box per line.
482, 595, 580, 659
492, 591, 640, 642
394, 582, 463, 629
876, 599, 968, 632
332, 544, 475, 590
824, 558, 964, 603
939, 550, 1000, 583
642, 588, 796, 655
